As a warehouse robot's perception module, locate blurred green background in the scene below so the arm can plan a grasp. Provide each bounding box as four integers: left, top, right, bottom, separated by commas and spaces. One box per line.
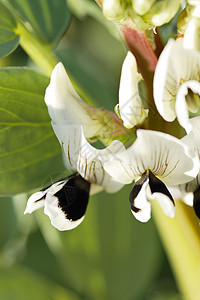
0, 0, 183, 299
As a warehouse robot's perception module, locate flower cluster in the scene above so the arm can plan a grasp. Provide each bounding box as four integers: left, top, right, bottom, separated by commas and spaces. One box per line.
25, 3, 200, 230
102, 0, 180, 30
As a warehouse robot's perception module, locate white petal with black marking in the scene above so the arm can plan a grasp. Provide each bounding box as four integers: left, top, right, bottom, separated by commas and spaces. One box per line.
147, 171, 175, 218
129, 175, 151, 222
24, 186, 52, 214
44, 174, 90, 231
102, 129, 199, 186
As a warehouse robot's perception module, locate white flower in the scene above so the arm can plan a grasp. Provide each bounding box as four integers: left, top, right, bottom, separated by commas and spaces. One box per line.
115, 51, 148, 129
153, 39, 200, 133
25, 61, 127, 231
25, 125, 125, 230
45, 62, 105, 139
175, 117, 200, 218
101, 129, 199, 222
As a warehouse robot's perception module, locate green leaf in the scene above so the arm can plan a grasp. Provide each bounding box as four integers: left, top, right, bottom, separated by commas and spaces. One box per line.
0, 67, 65, 195
6, 0, 71, 44
0, 2, 20, 58
0, 265, 81, 300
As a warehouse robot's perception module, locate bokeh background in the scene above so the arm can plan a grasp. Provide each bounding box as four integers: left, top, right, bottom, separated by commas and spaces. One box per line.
0, 0, 183, 299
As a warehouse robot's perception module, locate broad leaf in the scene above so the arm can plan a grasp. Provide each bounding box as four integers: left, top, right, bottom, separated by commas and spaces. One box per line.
0, 67, 65, 195
0, 2, 20, 58
6, 0, 71, 44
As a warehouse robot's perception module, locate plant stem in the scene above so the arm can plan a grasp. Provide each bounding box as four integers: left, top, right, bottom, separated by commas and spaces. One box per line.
16, 19, 58, 77
152, 201, 200, 300
119, 25, 157, 79
16, 19, 96, 106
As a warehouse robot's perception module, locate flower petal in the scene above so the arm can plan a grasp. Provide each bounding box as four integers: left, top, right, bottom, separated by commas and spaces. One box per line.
45, 62, 103, 138
149, 191, 175, 218
129, 175, 151, 222
154, 39, 200, 122
52, 123, 81, 172
178, 116, 200, 193
24, 188, 49, 214
44, 174, 90, 231
118, 51, 148, 128
53, 124, 125, 193
183, 18, 200, 51
103, 129, 199, 185
147, 171, 175, 218
169, 186, 194, 207
175, 80, 200, 133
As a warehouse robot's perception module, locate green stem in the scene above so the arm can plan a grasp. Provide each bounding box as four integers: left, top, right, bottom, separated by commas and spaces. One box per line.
16, 19, 59, 77
152, 201, 200, 300
16, 19, 96, 106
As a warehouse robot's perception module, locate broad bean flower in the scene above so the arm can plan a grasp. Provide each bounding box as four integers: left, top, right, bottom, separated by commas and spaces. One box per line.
101, 129, 198, 222
25, 64, 125, 230
173, 116, 200, 219
154, 38, 200, 133
25, 38, 200, 230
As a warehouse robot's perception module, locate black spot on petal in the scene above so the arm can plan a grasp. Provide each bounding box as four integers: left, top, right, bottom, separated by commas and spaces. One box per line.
55, 174, 90, 221
129, 174, 148, 213
148, 171, 175, 205
193, 187, 200, 219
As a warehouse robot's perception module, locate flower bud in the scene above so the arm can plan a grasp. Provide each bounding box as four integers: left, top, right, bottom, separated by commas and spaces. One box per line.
131, 0, 156, 16
143, 0, 180, 27
128, 10, 151, 30
102, 0, 126, 22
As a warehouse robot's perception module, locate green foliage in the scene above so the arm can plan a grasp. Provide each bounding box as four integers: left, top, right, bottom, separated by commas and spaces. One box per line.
0, 265, 81, 300
5, 0, 71, 44
0, 67, 65, 195
0, 1, 20, 58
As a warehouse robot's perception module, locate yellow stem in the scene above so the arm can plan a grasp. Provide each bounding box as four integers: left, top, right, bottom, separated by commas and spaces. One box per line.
152, 201, 200, 300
